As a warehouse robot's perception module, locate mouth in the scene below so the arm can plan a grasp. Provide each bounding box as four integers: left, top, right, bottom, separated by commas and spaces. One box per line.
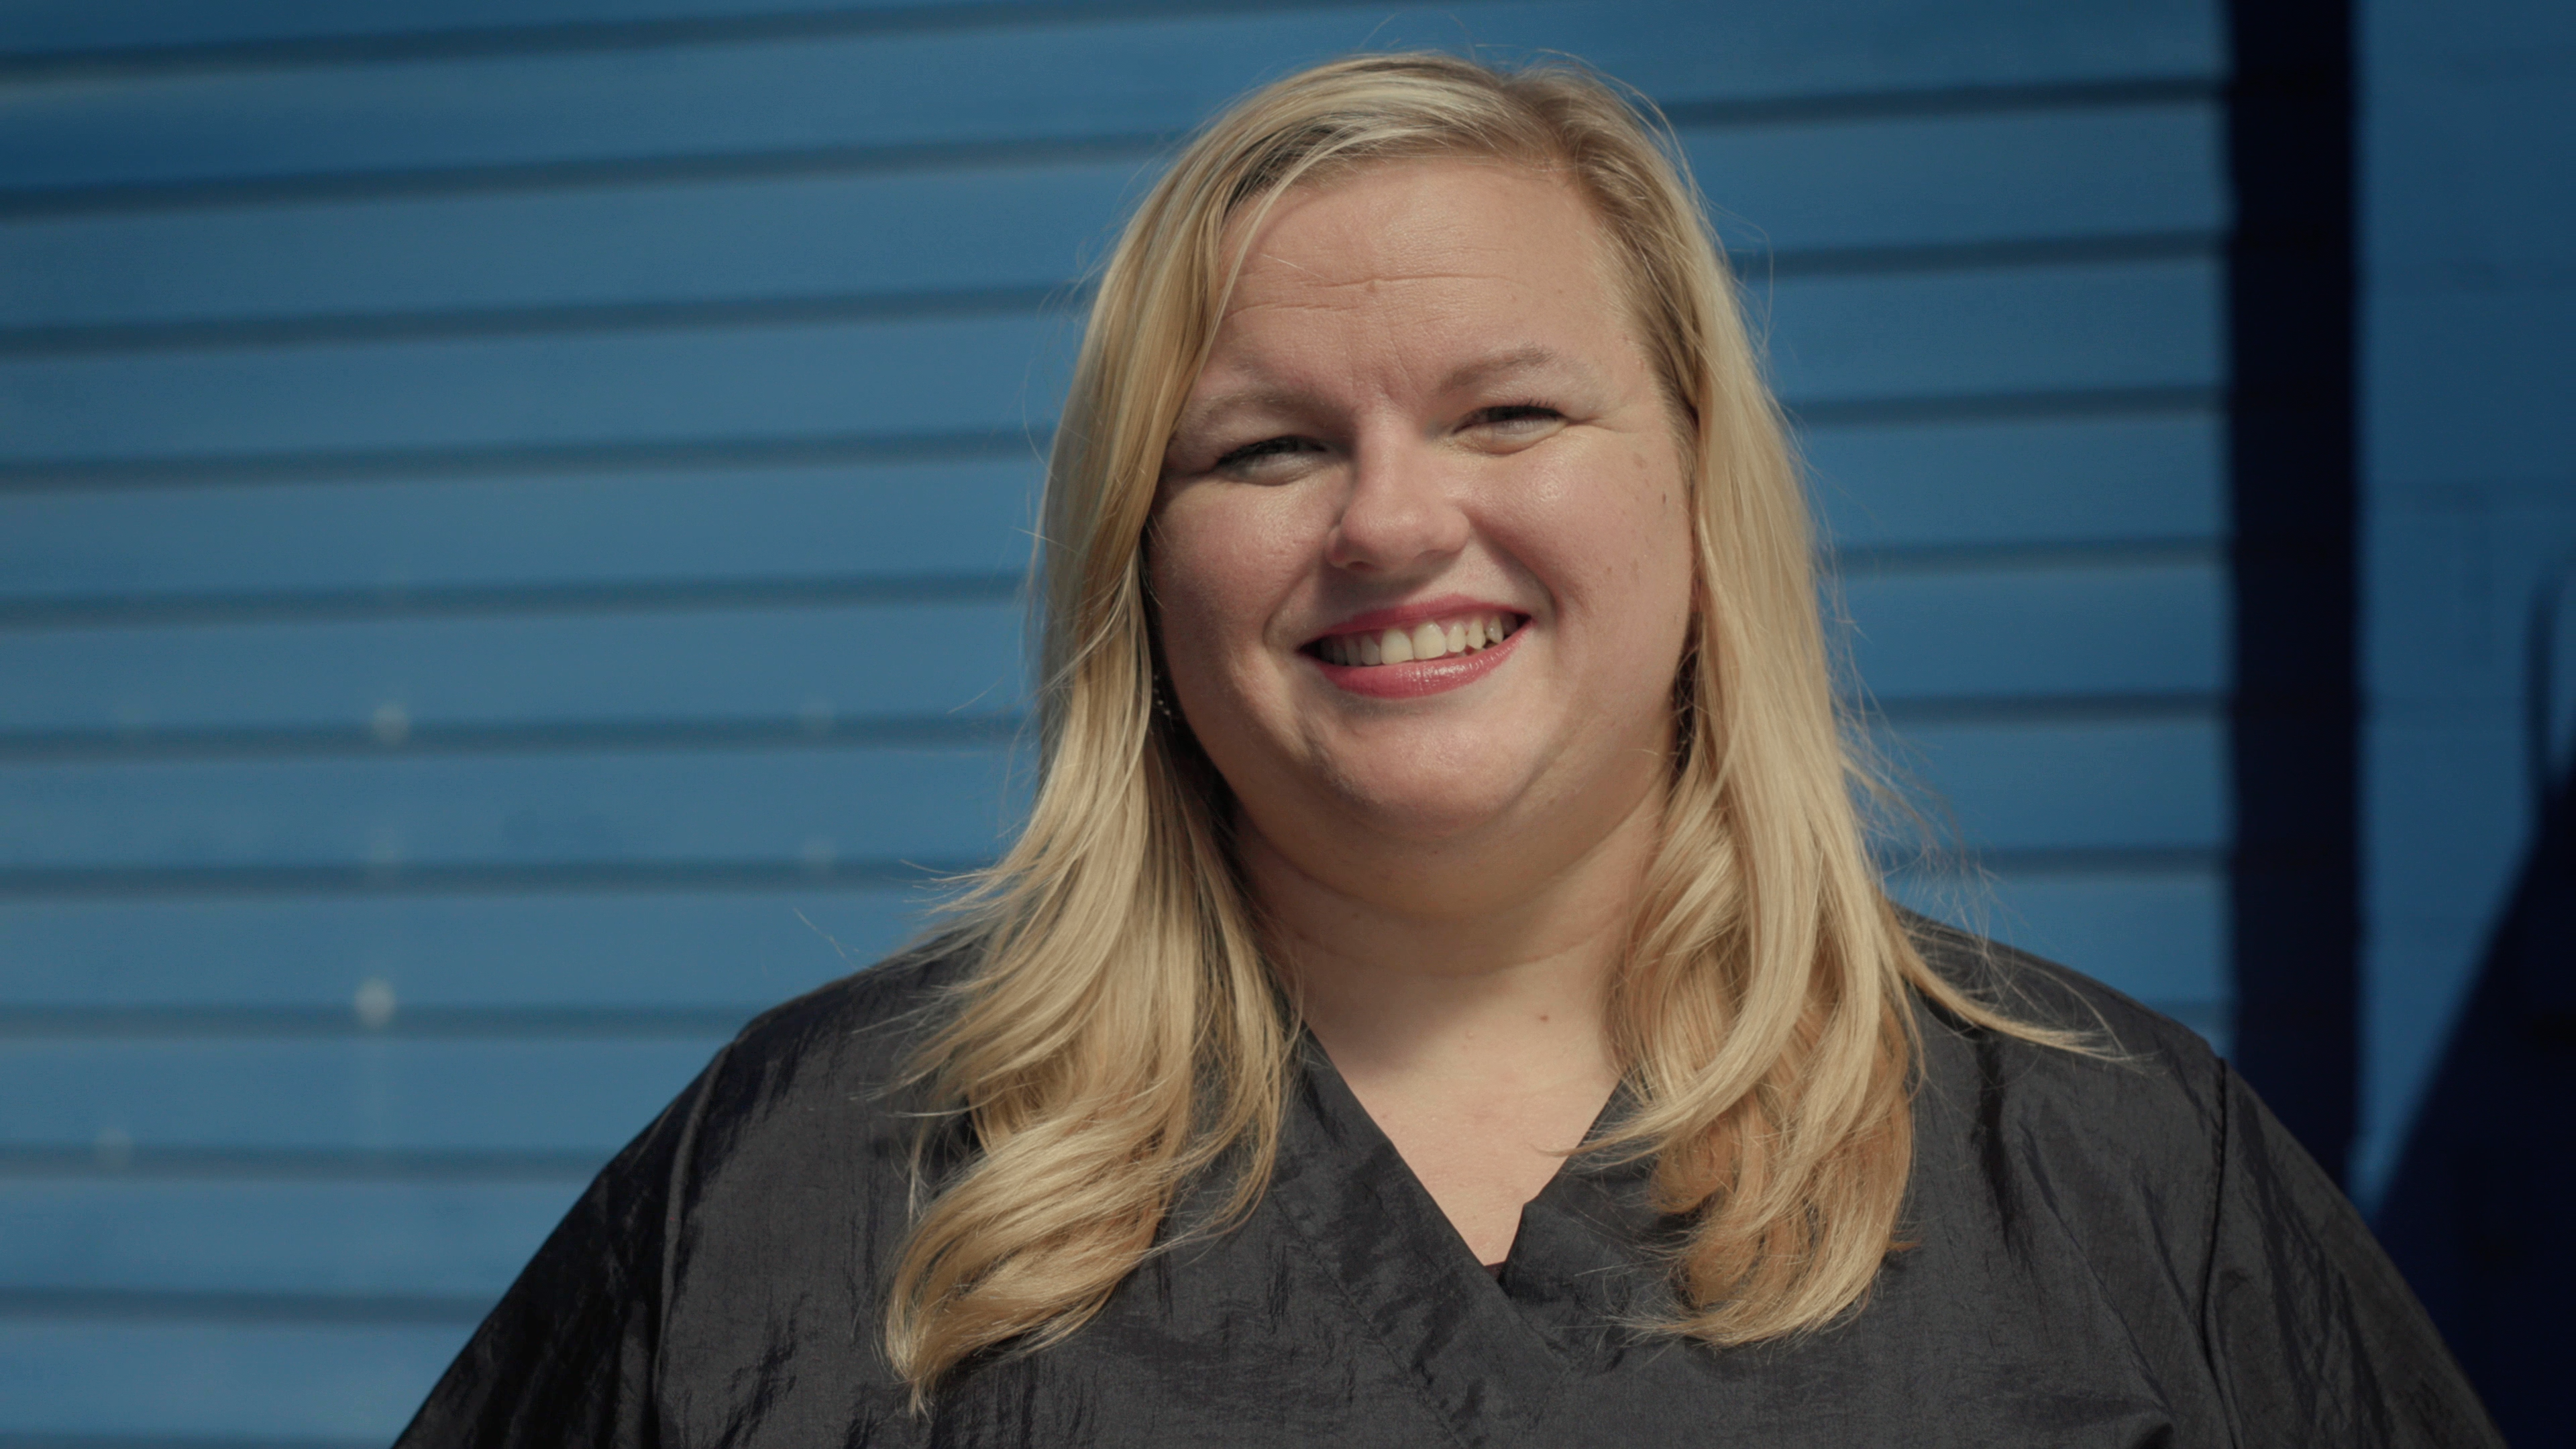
1303, 610, 1523, 668
1299, 606, 1529, 700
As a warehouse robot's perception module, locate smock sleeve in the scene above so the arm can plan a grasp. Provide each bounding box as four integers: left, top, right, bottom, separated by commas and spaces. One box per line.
390, 1044, 731, 1448
2202, 1061, 2501, 1447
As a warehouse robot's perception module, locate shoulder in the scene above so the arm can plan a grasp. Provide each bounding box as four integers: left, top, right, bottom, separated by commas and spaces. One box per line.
1898, 909, 2231, 1230
678, 933, 975, 1171
1906, 902, 2225, 1083
714, 933, 970, 1087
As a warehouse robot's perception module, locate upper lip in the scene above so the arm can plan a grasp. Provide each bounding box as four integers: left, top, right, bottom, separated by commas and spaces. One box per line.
1303, 593, 1527, 647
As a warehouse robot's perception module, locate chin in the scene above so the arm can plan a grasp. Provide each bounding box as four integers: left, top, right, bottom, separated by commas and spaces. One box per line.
1324, 764, 1535, 845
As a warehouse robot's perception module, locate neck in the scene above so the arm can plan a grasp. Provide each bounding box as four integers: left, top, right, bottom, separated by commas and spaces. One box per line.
1239, 781, 1664, 1106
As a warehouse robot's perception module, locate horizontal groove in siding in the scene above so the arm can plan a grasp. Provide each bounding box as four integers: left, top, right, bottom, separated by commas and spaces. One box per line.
0, 572, 1028, 629
0, 847, 2229, 902
0, 388, 2218, 491
1835, 539, 2220, 576
0, 715, 1026, 764
0, 427, 1040, 490
0, 890, 923, 1012
0, 232, 2219, 358
1790, 384, 2218, 428
0, 696, 2217, 764
0, 282, 1085, 358
0, 131, 1178, 218
0, 1423, 381, 1433
0, 1006, 763, 1040
0, 1287, 492, 1326
0, 2, 2227, 80
0, 0, 1445, 74
0, 541, 2216, 628
0, 1146, 603, 1181
0, 79, 2220, 219
1912, 845, 2224, 876
1868, 692, 2219, 727
0, 859, 991, 901
0, 0, 2220, 197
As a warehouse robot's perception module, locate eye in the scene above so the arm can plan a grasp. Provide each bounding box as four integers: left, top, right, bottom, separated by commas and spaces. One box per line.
1461, 402, 1566, 448
1210, 434, 1326, 479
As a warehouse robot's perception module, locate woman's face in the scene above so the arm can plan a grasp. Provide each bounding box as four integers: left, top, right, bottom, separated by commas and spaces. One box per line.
1151, 158, 1697, 894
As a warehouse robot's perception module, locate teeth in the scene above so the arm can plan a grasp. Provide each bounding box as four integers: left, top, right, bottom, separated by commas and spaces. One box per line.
1321, 612, 1518, 667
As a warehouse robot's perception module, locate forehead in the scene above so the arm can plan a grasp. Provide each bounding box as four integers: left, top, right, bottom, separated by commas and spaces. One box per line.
1205, 158, 1633, 370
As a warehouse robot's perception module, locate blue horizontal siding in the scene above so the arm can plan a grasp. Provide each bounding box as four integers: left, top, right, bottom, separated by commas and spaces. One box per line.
1809, 411, 2222, 550
0, 1, 2219, 195
0, 1, 2237, 1437
0, 602, 1027, 735
0, 459, 1036, 606
1758, 256, 2220, 407
0, 312, 1075, 468
1888, 716, 2228, 853
0, 1179, 579, 1299
0, 890, 924, 1011
0, 1318, 466, 1441
0, 104, 2220, 335
1891, 867, 2224, 1000
0, 413, 2218, 607
0, 262, 2212, 469
1840, 559, 2224, 702
0, 1036, 722, 1152
3, 0, 2216, 68
0, 569, 2217, 739
0, 747, 1023, 873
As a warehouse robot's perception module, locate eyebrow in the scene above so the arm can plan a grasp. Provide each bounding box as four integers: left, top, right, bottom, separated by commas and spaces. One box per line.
1438, 345, 1593, 394
1176, 346, 1601, 438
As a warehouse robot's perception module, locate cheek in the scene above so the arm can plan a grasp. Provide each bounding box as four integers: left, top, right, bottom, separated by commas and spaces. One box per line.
1148, 492, 1307, 687
1513, 439, 1695, 625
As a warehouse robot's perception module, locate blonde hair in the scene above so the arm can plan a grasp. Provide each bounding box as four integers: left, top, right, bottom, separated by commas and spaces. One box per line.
885, 51, 2065, 1396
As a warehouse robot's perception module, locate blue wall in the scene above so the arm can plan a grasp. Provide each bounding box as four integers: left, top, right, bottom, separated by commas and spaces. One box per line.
0, 1, 2237, 1438
2355, 0, 2576, 1203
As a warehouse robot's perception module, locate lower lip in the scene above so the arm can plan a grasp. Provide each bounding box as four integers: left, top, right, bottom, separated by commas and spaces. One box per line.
1309, 626, 1525, 700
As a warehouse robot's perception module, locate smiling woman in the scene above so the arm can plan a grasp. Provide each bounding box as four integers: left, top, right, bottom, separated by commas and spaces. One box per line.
394, 54, 2494, 1447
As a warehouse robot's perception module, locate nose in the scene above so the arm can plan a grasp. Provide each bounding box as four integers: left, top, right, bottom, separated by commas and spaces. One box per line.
1324, 429, 1471, 576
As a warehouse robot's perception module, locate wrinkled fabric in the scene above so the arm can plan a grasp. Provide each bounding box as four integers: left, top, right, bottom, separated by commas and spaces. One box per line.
396, 929, 2500, 1447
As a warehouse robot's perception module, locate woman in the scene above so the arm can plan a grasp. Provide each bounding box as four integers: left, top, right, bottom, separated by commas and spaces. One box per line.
399, 54, 2493, 1446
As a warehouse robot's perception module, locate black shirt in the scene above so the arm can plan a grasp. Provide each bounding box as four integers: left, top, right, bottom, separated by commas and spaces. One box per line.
395, 930, 2499, 1446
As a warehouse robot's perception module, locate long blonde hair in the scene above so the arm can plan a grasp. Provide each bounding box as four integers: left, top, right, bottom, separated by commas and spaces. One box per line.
885, 51, 2064, 1395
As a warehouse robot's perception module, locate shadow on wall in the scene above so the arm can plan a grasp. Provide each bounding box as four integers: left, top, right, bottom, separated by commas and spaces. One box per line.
2375, 630, 2576, 1442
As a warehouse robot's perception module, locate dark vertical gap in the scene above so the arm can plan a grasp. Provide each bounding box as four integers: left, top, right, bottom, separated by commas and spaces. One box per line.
2377, 762, 2576, 1444
2224, 0, 2359, 1183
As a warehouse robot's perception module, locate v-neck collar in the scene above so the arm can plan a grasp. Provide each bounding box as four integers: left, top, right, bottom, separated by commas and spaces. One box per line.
1265, 1040, 1670, 1445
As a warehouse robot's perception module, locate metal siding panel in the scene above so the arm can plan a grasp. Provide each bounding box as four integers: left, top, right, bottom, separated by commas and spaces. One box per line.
0, 312, 1076, 466
1888, 715, 2227, 852
0, 105, 2222, 332
0, 1, 2222, 191
1809, 411, 2223, 549
0, 1179, 576, 1298
0, 459, 1038, 604
0, 602, 1027, 733
0, 0, 2239, 1436
0, 891, 924, 1010
0, 1318, 464, 1441
0, 262, 2214, 466
1841, 559, 2224, 701
0, 1036, 721, 1152
0, 747, 1023, 871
